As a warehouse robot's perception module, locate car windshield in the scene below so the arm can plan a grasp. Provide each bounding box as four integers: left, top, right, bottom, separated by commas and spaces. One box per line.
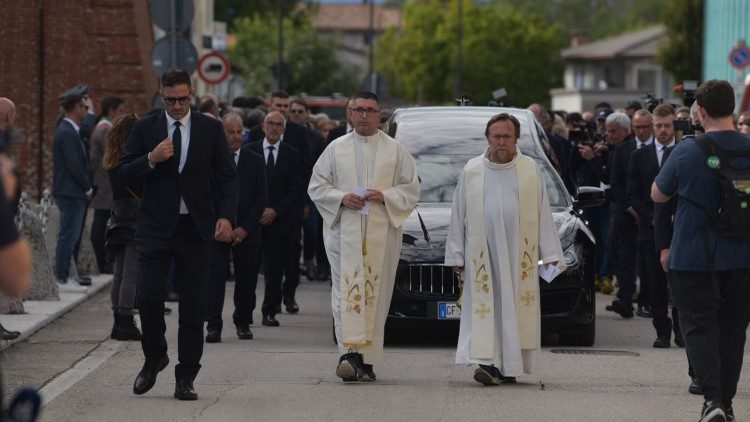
390, 108, 569, 209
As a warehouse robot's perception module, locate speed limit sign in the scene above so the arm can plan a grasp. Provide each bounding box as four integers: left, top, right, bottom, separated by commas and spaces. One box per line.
197, 52, 230, 85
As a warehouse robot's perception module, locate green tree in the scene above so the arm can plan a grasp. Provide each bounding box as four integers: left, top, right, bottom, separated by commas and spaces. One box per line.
657, 0, 703, 83
376, 0, 565, 105
215, 0, 309, 28
229, 16, 358, 96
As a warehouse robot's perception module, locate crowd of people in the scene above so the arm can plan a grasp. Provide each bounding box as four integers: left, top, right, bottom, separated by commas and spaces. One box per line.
1, 73, 749, 422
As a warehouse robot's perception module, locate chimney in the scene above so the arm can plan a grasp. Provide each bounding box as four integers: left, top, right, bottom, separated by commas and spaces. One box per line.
570, 33, 589, 47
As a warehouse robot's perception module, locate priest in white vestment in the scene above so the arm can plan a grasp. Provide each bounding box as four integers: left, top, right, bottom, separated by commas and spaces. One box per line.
444, 113, 565, 385
308, 92, 420, 382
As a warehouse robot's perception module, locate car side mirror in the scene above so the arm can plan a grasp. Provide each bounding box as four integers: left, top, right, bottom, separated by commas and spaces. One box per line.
574, 186, 605, 209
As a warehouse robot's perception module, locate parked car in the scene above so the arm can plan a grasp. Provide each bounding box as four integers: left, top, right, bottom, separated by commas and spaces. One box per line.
383, 106, 604, 346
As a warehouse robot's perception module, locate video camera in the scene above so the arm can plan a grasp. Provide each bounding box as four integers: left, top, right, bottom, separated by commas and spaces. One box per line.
642, 94, 663, 113
682, 80, 698, 106
568, 120, 600, 146
673, 119, 704, 136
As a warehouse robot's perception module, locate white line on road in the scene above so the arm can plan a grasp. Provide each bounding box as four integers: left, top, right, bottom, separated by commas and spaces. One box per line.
39, 339, 125, 406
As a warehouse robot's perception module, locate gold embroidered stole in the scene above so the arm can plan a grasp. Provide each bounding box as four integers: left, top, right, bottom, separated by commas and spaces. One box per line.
464, 153, 540, 358
335, 135, 397, 347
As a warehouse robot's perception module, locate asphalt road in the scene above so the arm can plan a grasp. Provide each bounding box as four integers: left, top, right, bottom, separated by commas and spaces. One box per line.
2, 278, 748, 421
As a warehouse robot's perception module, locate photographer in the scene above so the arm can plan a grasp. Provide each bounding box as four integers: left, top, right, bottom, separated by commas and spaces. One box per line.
653, 80, 750, 421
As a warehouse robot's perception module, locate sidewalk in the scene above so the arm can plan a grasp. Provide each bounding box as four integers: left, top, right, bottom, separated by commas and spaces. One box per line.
0, 275, 112, 351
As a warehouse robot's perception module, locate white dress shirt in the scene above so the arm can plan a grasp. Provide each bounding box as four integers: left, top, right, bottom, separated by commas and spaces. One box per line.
635, 136, 653, 149
656, 139, 676, 167
165, 110, 192, 214
262, 137, 281, 163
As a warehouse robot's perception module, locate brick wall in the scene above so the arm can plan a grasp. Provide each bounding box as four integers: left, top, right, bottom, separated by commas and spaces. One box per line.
0, 0, 156, 199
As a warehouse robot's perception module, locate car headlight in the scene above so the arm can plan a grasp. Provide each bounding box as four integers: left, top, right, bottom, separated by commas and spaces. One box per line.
563, 243, 583, 268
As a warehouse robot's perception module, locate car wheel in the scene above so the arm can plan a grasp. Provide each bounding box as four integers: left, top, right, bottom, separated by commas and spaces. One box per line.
560, 317, 595, 347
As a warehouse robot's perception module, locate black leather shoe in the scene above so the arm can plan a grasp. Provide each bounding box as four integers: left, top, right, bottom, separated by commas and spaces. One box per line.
205, 329, 221, 343
133, 355, 169, 395
674, 334, 685, 348
75, 275, 92, 286
605, 300, 634, 319
262, 314, 280, 327
284, 297, 300, 314
653, 336, 671, 348
0, 323, 21, 340
236, 325, 253, 340
636, 305, 653, 318
174, 379, 198, 401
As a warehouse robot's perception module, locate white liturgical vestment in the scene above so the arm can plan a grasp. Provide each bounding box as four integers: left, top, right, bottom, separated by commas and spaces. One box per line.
445, 148, 564, 376
308, 129, 419, 364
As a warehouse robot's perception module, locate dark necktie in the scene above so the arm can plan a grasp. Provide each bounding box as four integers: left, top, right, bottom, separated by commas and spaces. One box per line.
232, 152, 238, 168
638, 142, 644, 149
173, 121, 182, 171
266, 145, 275, 182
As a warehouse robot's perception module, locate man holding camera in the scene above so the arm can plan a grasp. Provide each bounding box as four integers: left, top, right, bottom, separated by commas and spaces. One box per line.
653, 80, 750, 422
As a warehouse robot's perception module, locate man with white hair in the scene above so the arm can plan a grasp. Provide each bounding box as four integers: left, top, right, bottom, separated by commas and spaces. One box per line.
603, 111, 639, 319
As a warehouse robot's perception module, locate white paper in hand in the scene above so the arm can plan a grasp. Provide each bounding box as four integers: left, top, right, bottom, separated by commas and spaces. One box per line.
355, 187, 370, 216
538, 263, 561, 283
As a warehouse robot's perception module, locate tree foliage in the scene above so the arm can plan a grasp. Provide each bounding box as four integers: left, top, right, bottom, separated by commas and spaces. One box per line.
657, 0, 703, 83
376, 0, 565, 105
215, 0, 309, 28
229, 16, 358, 96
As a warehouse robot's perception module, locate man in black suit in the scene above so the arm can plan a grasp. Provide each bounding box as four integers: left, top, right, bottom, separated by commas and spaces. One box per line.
627, 104, 678, 348
205, 113, 267, 343
52, 93, 95, 293
245, 91, 310, 313
247, 111, 304, 327
603, 111, 639, 318
117, 69, 238, 400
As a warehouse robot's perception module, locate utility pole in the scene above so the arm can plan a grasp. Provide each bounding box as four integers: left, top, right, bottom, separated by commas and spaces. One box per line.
277, 0, 284, 91
368, 0, 376, 93
455, 0, 463, 97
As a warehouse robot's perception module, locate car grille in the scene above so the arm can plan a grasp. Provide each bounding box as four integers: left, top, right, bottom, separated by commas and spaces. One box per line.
398, 264, 460, 297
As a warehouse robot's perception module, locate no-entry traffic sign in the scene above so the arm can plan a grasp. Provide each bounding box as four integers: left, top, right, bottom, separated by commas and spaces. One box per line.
197, 52, 230, 85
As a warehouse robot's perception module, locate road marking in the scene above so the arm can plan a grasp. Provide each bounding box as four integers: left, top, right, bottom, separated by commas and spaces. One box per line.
39, 339, 125, 406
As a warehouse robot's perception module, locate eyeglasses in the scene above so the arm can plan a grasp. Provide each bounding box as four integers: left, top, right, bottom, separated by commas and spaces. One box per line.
350, 107, 380, 116
264, 121, 285, 129
489, 134, 515, 143
162, 96, 191, 106
290, 109, 306, 114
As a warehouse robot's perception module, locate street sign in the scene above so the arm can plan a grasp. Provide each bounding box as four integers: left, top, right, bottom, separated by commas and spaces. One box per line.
196, 52, 230, 85
728, 42, 750, 70
150, 35, 198, 76
150, 0, 194, 32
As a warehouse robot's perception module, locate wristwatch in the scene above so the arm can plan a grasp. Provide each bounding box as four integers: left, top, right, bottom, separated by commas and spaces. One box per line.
147, 152, 155, 169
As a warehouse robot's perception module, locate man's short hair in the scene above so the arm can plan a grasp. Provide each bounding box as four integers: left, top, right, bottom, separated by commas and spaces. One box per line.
270, 91, 289, 100
353, 91, 379, 105
222, 112, 243, 125
161, 69, 191, 88
232, 96, 264, 109
605, 111, 631, 131
242, 108, 265, 129
290, 98, 308, 110
652, 103, 676, 119
61, 94, 83, 113
696, 79, 735, 119
632, 109, 652, 120
485, 113, 521, 139
101, 97, 124, 117
198, 98, 217, 114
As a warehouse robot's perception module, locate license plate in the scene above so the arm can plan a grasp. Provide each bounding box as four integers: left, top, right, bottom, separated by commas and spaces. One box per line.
438, 302, 461, 319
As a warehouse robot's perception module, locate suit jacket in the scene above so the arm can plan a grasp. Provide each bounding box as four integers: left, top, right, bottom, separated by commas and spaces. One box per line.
327, 124, 348, 143
608, 137, 636, 223
245, 121, 311, 183
52, 119, 93, 199
116, 111, 238, 242
626, 143, 665, 241
89, 120, 113, 210
653, 144, 678, 252
213, 148, 267, 247
247, 141, 304, 236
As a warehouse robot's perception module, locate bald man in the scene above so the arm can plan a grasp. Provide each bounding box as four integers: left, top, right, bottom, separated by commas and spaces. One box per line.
0, 98, 17, 150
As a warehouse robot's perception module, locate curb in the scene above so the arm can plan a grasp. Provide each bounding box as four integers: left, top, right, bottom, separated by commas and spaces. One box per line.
0, 275, 112, 351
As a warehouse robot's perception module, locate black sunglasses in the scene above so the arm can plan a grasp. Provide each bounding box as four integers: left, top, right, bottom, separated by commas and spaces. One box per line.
162, 96, 191, 106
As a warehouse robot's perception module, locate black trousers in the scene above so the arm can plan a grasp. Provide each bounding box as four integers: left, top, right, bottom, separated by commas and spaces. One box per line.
636, 242, 650, 306
91, 208, 110, 272
261, 232, 290, 315
282, 220, 302, 300
639, 239, 670, 336
670, 269, 750, 408
206, 241, 261, 331
610, 217, 637, 305
316, 214, 329, 274
137, 215, 211, 382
